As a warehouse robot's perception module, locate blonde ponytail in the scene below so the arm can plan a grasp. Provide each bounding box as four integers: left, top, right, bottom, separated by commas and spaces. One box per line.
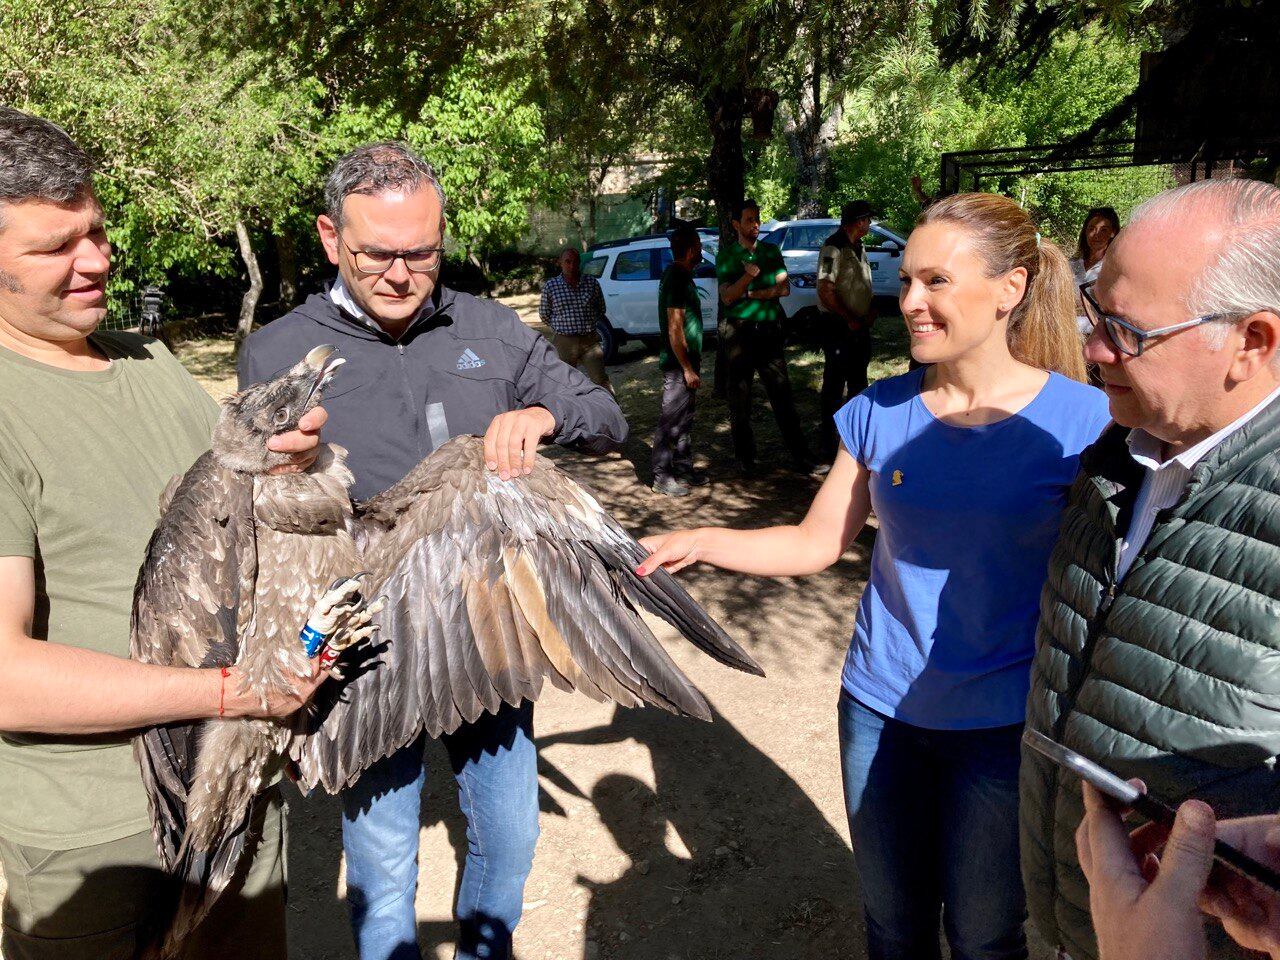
918, 194, 1087, 382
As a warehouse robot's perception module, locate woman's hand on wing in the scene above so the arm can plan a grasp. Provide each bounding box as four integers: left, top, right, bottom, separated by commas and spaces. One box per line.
636, 529, 706, 576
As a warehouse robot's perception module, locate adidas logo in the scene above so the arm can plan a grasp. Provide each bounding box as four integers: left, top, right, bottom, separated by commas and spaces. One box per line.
456, 348, 486, 370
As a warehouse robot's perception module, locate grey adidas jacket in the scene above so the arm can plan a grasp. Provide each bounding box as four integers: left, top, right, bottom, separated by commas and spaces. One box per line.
238, 284, 628, 501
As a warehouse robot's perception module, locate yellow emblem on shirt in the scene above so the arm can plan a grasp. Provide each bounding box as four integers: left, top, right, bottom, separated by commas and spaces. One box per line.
892, 470, 904, 486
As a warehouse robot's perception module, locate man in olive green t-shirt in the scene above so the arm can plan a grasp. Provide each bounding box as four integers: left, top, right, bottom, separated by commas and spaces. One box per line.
652, 226, 707, 496
715, 199, 817, 474
0, 108, 329, 959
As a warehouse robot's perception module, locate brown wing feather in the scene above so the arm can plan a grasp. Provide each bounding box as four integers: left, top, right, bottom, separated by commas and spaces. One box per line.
130, 453, 255, 873
293, 435, 761, 793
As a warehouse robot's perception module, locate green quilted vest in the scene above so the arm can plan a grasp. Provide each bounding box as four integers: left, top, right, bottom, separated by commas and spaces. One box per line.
1021, 399, 1280, 960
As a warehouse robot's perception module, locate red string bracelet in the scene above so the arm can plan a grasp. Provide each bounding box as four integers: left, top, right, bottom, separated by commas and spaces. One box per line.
218, 667, 230, 718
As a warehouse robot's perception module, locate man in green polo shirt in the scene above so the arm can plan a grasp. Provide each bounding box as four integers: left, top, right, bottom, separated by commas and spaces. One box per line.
652, 225, 708, 496
715, 198, 817, 474
0, 108, 331, 959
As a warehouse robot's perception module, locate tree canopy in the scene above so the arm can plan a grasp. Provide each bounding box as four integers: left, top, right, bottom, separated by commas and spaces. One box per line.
0, 0, 1227, 330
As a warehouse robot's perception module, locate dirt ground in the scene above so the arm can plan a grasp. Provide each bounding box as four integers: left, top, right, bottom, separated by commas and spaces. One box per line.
0, 299, 1053, 960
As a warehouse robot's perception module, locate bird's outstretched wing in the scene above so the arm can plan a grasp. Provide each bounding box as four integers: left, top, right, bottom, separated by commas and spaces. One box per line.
130, 452, 256, 885
294, 435, 762, 793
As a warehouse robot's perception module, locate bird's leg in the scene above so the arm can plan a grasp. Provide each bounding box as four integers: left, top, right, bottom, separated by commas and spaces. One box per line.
308, 576, 383, 678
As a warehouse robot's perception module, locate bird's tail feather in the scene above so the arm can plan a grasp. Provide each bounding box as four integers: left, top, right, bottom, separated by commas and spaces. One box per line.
146, 823, 251, 959
139, 721, 267, 958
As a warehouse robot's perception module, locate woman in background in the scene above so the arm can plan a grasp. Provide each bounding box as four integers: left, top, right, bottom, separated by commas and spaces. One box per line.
1070, 206, 1121, 289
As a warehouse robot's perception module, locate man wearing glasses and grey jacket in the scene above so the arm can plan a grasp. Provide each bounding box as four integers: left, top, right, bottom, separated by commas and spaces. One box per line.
238, 142, 627, 960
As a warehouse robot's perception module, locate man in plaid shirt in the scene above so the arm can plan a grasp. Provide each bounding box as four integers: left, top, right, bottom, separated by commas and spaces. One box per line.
539, 247, 613, 392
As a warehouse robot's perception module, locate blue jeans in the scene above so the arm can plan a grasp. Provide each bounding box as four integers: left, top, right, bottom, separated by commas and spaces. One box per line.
838, 691, 1028, 960
341, 701, 540, 960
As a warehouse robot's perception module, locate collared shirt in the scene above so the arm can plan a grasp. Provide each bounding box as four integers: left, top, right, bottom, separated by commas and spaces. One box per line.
1118, 384, 1280, 580
330, 275, 376, 327
330, 275, 437, 337
539, 274, 606, 336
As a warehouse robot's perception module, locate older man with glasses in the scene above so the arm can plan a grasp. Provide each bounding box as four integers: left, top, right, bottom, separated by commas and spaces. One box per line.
1020, 177, 1280, 960
238, 142, 627, 960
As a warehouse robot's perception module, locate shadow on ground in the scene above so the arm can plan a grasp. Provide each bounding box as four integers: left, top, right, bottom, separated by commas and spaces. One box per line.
537, 703, 864, 960
284, 698, 865, 960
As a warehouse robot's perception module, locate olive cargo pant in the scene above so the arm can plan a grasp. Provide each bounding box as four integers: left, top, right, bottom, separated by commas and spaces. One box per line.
0, 789, 286, 960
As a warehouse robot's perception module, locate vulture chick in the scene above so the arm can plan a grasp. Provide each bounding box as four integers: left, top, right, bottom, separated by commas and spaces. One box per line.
133, 345, 763, 952
131, 345, 375, 956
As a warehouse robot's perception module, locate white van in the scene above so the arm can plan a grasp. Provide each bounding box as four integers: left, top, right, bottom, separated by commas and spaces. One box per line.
581, 235, 719, 360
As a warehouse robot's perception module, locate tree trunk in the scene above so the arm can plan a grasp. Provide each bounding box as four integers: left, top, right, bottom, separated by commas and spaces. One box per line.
704, 83, 746, 396
784, 31, 839, 218
275, 231, 299, 308
467, 248, 491, 294
235, 219, 264, 344
705, 84, 747, 245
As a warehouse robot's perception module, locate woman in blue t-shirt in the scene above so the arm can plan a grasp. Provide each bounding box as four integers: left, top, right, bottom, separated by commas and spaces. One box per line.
638, 193, 1111, 960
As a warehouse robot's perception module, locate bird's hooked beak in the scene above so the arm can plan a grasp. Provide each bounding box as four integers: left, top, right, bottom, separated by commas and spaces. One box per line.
302, 344, 345, 409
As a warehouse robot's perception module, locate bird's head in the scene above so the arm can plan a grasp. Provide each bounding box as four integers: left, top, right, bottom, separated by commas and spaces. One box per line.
212, 344, 345, 474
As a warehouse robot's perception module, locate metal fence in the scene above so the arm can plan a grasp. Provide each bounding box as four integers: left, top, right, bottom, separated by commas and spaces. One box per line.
939, 138, 1279, 196
997, 164, 1178, 245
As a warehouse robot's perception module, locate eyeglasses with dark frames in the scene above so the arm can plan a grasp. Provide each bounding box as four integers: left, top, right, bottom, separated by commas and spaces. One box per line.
1079, 280, 1235, 357
340, 237, 444, 276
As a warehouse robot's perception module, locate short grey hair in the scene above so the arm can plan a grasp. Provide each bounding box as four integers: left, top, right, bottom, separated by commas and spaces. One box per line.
1128, 178, 1280, 351
323, 142, 446, 229
0, 107, 95, 231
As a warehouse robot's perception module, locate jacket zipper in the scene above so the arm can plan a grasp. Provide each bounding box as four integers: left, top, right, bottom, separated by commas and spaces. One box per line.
1051, 498, 1179, 742
1041, 556, 1120, 947
396, 343, 425, 459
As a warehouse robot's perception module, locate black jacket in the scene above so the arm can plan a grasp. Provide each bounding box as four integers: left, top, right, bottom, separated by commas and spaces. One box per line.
238, 285, 628, 500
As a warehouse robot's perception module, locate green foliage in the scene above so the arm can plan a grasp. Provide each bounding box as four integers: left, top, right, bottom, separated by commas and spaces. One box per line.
744, 138, 798, 223
830, 20, 1169, 240
0, 0, 331, 313
405, 57, 547, 258
0, 0, 553, 308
